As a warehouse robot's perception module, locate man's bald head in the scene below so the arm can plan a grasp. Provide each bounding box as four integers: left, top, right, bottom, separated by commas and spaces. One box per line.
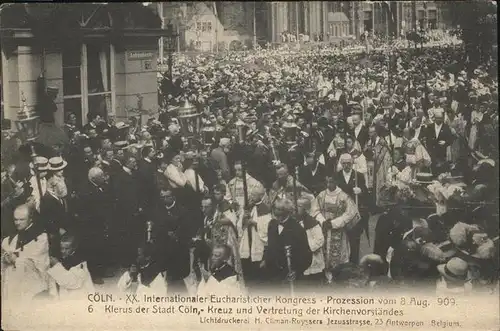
14, 204, 32, 231
88, 167, 107, 186
249, 184, 266, 205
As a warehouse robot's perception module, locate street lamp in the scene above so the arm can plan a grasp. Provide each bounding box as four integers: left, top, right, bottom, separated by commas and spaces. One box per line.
282, 114, 299, 146
201, 122, 216, 150
14, 92, 43, 199
15, 92, 40, 142
177, 99, 201, 149
235, 119, 248, 144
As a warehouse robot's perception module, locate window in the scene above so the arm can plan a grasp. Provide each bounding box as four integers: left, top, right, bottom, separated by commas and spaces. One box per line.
62, 47, 81, 97
62, 43, 115, 126
62, 47, 82, 126
202, 22, 212, 32
87, 43, 112, 121
428, 10, 437, 29
196, 22, 202, 31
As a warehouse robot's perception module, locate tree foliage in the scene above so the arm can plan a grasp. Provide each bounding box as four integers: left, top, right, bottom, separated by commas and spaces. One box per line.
441, 0, 497, 69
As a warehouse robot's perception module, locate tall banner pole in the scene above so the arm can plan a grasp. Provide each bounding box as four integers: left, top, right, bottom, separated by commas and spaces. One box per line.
213, 2, 219, 53
30, 144, 44, 203
293, 166, 298, 217
236, 120, 249, 210
285, 245, 295, 297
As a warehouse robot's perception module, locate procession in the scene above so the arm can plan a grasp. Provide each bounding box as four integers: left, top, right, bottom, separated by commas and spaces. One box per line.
1, 5, 499, 304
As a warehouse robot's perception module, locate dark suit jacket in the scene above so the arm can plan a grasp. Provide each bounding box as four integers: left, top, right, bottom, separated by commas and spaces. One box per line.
425, 123, 455, 161
167, 134, 184, 155
137, 159, 158, 213
39, 193, 70, 235
298, 163, 326, 196
78, 181, 113, 237
350, 125, 369, 149
373, 207, 412, 260
248, 143, 276, 189
198, 162, 218, 191
112, 169, 141, 219
152, 203, 193, 280
415, 125, 427, 145
335, 170, 368, 206
265, 217, 312, 281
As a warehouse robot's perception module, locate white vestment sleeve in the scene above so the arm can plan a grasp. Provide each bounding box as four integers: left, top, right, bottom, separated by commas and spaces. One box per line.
327, 140, 337, 158
222, 210, 238, 227
416, 144, 432, 167
117, 271, 132, 292
256, 214, 271, 245
330, 195, 360, 229
165, 165, 187, 187
306, 225, 325, 252
47, 263, 86, 290
16, 233, 50, 276
311, 196, 327, 224
148, 273, 168, 295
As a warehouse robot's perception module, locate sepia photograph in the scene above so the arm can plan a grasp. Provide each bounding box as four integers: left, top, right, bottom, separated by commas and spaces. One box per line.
0, 1, 499, 330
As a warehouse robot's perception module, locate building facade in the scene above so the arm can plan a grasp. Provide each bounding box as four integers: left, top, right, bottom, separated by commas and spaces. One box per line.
155, 2, 252, 53
1, 3, 168, 127
263, 1, 451, 43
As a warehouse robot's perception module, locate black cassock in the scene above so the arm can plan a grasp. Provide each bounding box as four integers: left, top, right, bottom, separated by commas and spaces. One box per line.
78, 181, 114, 278
264, 217, 312, 285
151, 203, 194, 283
298, 163, 327, 196
112, 169, 143, 267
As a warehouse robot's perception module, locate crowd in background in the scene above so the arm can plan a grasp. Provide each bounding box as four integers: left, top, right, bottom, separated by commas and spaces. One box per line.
1, 36, 499, 302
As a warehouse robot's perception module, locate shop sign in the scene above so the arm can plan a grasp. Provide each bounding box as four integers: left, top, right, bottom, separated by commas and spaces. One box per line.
127, 51, 154, 61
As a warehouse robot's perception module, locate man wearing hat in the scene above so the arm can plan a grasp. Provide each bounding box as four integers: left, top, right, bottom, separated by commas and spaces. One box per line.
47, 156, 68, 179
28, 156, 49, 212
436, 257, 472, 295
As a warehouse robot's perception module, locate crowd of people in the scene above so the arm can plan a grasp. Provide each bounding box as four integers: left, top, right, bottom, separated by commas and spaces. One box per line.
1, 37, 499, 303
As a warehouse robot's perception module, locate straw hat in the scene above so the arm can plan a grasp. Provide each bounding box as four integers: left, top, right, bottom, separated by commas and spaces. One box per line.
29, 156, 49, 171
437, 257, 469, 282
48, 156, 68, 171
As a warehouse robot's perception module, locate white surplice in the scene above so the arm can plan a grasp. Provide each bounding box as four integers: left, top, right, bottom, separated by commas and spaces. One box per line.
1, 231, 51, 303
47, 261, 95, 301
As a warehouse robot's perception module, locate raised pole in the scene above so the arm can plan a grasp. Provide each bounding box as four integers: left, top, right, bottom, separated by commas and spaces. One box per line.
284, 245, 295, 296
